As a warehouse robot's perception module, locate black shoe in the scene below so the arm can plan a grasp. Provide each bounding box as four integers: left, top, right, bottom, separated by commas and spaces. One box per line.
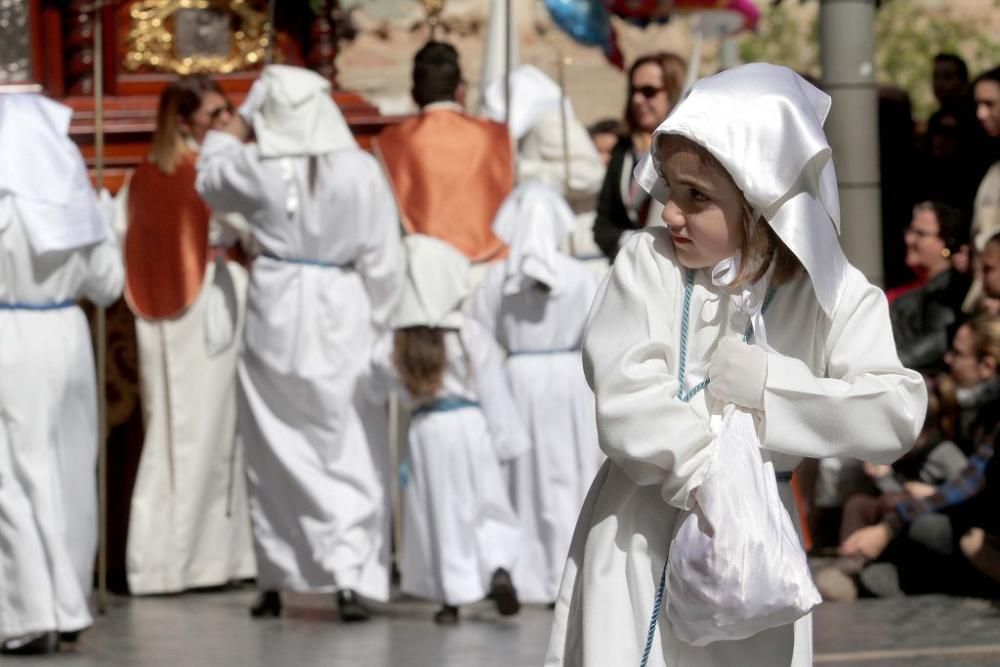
1, 631, 60, 655
250, 590, 282, 618
336, 589, 370, 622
858, 562, 904, 599
433, 605, 460, 625
487, 568, 521, 616
59, 630, 82, 644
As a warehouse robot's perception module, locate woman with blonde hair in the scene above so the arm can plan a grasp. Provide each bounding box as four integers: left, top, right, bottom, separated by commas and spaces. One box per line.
123, 74, 256, 595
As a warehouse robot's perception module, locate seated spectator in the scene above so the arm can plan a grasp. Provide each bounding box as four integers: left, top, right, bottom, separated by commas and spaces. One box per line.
820, 316, 1000, 600
890, 201, 971, 372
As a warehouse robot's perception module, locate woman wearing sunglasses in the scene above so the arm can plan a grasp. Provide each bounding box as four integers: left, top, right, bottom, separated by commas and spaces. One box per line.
121, 75, 256, 596
593, 52, 687, 262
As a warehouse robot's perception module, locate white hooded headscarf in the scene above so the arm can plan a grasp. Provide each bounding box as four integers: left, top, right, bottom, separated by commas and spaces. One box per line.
481, 64, 571, 141
245, 64, 357, 158
634, 63, 847, 316
0, 93, 107, 254
392, 235, 471, 330
492, 182, 574, 295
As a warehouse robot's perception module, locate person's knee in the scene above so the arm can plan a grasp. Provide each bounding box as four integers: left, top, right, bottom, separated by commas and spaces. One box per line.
908, 513, 953, 555
960, 528, 985, 561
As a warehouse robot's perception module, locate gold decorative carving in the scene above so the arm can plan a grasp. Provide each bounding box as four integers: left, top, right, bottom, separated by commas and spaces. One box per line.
124, 0, 269, 75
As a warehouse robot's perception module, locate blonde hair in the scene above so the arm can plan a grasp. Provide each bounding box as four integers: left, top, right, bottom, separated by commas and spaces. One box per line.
966, 316, 1000, 364
150, 75, 224, 174
658, 134, 803, 287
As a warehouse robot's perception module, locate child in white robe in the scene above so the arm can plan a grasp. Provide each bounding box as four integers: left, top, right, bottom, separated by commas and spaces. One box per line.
470, 182, 600, 604
370, 235, 528, 624
0, 94, 123, 655
546, 64, 928, 666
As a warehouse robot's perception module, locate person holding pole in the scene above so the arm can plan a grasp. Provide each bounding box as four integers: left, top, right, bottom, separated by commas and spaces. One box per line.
0, 93, 123, 655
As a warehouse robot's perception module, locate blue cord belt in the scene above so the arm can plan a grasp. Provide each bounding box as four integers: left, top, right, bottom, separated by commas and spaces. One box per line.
412, 397, 480, 416
0, 299, 75, 311
259, 251, 353, 269
507, 348, 580, 356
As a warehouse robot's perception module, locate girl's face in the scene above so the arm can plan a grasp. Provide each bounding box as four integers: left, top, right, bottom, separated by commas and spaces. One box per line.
659, 139, 746, 269
945, 324, 996, 388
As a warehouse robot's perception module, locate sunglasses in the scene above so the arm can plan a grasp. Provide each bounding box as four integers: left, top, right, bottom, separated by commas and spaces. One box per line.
208, 102, 234, 120
631, 85, 665, 99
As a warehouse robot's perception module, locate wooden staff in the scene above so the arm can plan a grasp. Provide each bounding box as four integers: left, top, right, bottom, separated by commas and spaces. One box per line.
91, 0, 109, 616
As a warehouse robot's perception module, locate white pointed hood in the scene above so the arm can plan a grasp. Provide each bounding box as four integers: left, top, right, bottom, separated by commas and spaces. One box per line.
249, 65, 357, 158
492, 182, 574, 295
0, 93, 107, 253
392, 235, 471, 329
634, 63, 847, 316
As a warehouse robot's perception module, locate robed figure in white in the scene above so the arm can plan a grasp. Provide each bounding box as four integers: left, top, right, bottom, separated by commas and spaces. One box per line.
546, 65, 928, 666
121, 76, 256, 594
196, 65, 403, 618
369, 235, 528, 624
471, 182, 600, 604
0, 94, 123, 654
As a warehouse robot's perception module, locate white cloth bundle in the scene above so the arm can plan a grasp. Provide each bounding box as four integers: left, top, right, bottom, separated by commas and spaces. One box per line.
665, 404, 821, 646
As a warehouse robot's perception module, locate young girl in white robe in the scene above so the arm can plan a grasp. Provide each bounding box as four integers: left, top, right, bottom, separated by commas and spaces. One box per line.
0, 94, 123, 655
470, 182, 600, 604
546, 64, 928, 666
369, 235, 528, 624
196, 65, 403, 621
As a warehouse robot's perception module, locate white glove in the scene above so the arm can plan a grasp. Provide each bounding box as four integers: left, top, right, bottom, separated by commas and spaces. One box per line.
237, 79, 268, 123
707, 336, 769, 410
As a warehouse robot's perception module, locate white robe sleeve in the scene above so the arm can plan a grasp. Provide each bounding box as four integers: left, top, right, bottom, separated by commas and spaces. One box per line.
356, 161, 404, 331
761, 272, 927, 464
583, 232, 714, 511
81, 230, 124, 307
468, 265, 502, 340
464, 319, 530, 461
366, 331, 397, 404
195, 131, 268, 219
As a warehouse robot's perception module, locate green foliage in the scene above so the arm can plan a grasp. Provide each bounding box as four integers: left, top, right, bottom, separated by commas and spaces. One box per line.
738, 4, 820, 78
737, 0, 1000, 120
875, 0, 1000, 119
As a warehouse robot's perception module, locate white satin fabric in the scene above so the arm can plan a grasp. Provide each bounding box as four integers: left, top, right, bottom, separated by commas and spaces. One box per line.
370, 321, 524, 605
126, 255, 256, 594
492, 182, 575, 295
392, 235, 471, 330
471, 234, 600, 603
243, 65, 357, 158
197, 132, 403, 598
0, 94, 107, 254
546, 229, 927, 666
634, 63, 847, 316
0, 206, 122, 639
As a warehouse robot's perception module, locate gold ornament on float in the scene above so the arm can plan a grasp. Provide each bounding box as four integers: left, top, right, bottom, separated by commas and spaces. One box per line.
124, 0, 270, 74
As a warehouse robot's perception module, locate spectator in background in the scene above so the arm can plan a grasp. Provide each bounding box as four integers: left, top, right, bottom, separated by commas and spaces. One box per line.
890, 201, 971, 372
592, 52, 686, 261
587, 118, 625, 167
838, 316, 1000, 600
880, 86, 918, 290
932, 53, 970, 112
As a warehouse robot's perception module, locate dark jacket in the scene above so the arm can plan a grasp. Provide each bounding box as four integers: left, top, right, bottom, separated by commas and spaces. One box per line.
593, 137, 642, 262
890, 268, 971, 372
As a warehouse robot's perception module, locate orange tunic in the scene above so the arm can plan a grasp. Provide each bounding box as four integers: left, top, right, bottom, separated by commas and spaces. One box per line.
374, 109, 513, 263
125, 154, 210, 320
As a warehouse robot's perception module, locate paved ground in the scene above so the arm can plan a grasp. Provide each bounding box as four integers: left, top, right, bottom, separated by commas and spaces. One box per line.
13, 587, 1000, 666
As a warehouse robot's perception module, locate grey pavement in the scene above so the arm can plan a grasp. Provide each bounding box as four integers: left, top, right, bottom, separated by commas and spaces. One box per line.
12, 588, 1000, 666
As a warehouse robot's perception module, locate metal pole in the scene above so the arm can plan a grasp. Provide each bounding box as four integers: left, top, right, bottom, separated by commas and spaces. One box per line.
265, 0, 277, 65
820, 0, 883, 285
92, 1, 109, 616
503, 0, 512, 128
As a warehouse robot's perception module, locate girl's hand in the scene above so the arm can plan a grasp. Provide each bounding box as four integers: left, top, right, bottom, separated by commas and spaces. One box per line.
707, 337, 768, 410
903, 481, 937, 500
839, 523, 892, 560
